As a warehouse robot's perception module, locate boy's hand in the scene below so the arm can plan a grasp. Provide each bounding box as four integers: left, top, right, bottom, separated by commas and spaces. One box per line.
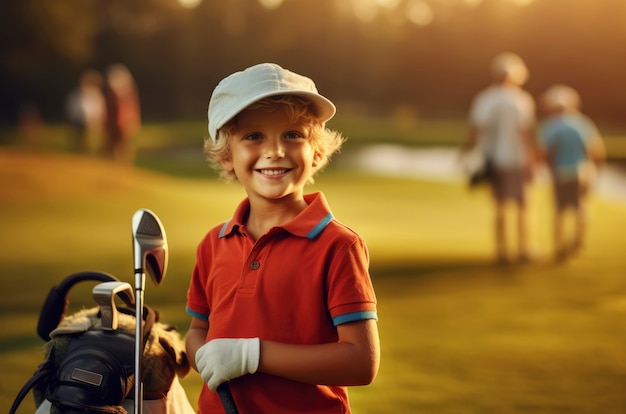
195, 337, 260, 391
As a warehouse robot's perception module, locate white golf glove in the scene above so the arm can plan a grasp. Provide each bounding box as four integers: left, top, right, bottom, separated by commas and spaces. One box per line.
195, 338, 260, 391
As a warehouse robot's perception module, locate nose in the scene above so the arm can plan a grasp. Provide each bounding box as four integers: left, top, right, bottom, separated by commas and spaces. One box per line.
264, 138, 285, 159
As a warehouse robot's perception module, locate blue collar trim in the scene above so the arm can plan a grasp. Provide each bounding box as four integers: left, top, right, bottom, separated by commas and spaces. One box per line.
218, 220, 230, 238
306, 212, 333, 239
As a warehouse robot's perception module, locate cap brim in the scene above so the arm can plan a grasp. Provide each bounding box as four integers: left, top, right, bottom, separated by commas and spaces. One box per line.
211, 90, 336, 141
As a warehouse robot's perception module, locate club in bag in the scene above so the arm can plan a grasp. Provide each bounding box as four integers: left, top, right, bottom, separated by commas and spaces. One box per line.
92, 281, 135, 330
131, 208, 168, 414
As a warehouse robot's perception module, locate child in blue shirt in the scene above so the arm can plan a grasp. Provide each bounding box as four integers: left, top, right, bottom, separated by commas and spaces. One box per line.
538, 84, 606, 261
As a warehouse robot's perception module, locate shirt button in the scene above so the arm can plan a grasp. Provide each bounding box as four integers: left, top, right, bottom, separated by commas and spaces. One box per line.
250, 260, 260, 270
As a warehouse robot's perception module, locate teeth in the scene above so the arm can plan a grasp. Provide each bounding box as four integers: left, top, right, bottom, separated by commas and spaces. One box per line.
259, 169, 286, 176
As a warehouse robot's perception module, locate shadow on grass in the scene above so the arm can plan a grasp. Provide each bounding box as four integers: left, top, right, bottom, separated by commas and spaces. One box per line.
372, 258, 495, 277
370, 256, 529, 276
369, 256, 538, 297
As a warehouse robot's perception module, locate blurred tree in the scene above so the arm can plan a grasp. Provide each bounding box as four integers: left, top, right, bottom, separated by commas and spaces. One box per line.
1, 0, 625, 125
0, 0, 184, 122
0, 0, 99, 121
0, 1, 97, 74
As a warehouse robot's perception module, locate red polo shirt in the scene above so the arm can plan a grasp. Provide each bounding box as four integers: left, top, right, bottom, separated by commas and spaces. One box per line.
186, 192, 377, 413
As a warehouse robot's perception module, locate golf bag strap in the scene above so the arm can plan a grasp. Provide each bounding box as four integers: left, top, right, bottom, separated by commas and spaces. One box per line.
9, 360, 53, 414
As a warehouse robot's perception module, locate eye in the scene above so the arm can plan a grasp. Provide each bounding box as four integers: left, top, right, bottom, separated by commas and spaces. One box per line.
244, 132, 262, 141
285, 131, 304, 140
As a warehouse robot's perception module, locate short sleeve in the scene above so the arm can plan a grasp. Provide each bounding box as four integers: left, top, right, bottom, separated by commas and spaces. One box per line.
326, 235, 377, 326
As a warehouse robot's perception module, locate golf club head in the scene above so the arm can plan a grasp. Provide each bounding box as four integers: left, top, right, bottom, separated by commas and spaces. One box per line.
93, 281, 134, 330
132, 209, 168, 285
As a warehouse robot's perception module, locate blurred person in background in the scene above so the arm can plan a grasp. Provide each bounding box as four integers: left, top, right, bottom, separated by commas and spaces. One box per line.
538, 85, 606, 262
104, 63, 141, 163
461, 52, 538, 264
18, 101, 43, 145
65, 69, 107, 154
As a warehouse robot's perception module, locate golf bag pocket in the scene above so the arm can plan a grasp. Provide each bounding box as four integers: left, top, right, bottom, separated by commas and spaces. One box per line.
45, 330, 135, 412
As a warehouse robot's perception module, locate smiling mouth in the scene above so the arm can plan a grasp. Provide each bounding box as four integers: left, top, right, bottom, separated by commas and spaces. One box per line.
257, 169, 288, 176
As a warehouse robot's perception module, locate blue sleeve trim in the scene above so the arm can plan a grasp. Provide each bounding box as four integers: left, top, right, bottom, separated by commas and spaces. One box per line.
306, 212, 334, 239
333, 311, 378, 326
186, 306, 208, 320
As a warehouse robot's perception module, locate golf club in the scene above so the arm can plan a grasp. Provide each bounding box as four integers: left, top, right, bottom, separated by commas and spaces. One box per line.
131, 208, 168, 414
218, 383, 239, 414
92, 281, 134, 330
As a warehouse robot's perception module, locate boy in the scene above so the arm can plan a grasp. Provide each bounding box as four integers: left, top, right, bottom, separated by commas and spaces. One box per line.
185, 63, 380, 413
538, 84, 606, 261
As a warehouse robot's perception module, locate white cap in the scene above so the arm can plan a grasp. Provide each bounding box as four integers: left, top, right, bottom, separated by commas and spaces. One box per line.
541, 84, 581, 112
491, 52, 529, 86
207, 63, 336, 142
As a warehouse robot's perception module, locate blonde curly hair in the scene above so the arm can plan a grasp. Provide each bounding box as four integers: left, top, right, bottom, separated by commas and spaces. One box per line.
204, 95, 345, 184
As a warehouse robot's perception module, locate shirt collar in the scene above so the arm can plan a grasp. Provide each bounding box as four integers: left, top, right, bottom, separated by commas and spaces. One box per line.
218, 192, 334, 239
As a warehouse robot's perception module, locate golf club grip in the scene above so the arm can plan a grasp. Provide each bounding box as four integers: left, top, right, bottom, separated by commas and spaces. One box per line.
217, 383, 238, 414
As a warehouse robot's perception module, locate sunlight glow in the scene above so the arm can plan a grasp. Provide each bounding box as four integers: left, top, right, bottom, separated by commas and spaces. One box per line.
377, 0, 402, 9
218, 0, 538, 26
177, 0, 202, 9
259, 0, 285, 10
407, 0, 434, 27
352, 1, 378, 23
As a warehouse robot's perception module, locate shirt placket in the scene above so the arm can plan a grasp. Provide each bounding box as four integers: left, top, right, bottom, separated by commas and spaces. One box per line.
238, 234, 269, 295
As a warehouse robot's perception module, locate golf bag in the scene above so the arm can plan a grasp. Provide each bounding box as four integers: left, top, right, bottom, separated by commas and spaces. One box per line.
9, 271, 195, 414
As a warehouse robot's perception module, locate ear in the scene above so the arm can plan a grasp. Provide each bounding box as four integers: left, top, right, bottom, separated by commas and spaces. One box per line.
220, 156, 234, 172
312, 151, 323, 169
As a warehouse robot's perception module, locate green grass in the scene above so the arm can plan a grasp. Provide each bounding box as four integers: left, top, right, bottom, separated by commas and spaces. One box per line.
5, 116, 625, 178
1, 121, 626, 413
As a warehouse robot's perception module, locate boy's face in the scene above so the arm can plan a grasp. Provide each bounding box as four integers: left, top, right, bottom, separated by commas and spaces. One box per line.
220, 105, 322, 203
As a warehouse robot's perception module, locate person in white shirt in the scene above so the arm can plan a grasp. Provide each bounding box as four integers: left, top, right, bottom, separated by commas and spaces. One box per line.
461, 52, 538, 264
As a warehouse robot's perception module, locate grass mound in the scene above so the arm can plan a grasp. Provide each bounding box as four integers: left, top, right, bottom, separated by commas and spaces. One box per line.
0, 148, 167, 202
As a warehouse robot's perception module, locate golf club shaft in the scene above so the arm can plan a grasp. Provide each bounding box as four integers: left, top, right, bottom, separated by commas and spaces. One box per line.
131, 209, 168, 414
134, 273, 145, 414
218, 383, 239, 414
